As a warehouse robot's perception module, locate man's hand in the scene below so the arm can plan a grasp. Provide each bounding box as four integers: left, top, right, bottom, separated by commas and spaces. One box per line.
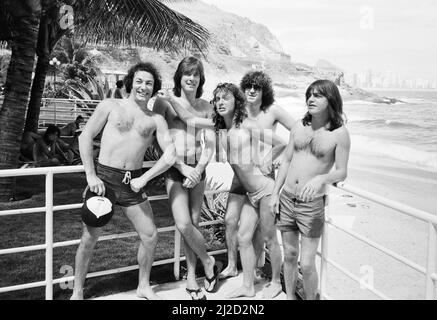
130, 177, 147, 193
269, 193, 280, 216
181, 166, 202, 188
157, 89, 174, 103
273, 152, 286, 169
300, 176, 325, 202
87, 174, 105, 196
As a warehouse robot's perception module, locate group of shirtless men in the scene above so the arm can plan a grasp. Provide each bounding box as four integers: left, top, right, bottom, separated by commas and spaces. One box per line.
70, 57, 351, 301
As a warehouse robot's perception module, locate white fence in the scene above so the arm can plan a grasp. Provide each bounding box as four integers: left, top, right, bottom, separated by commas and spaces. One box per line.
0, 164, 436, 300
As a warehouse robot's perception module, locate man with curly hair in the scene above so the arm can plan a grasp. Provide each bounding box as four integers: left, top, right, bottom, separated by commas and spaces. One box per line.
160, 70, 295, 298
211, 82, 286, 298
71, 62, 176, 300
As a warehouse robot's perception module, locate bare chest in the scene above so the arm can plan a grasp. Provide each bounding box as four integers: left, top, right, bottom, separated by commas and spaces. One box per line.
293, 127, 336, 159
110, 111, 155, 138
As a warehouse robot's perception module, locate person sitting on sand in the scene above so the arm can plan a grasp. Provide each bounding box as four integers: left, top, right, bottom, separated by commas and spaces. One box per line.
269, 79, 351, 300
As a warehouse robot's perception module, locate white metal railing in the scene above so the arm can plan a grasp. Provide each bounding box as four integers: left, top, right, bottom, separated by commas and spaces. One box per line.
0, 163, 227, 299
1, 164, 436, 300
318, 183, 437, 300
39, 98, 100, 127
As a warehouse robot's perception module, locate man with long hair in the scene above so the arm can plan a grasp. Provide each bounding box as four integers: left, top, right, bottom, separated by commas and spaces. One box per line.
153, 57, 219, 300
209, 82, 285, 298
269, 79, 351, 300
71, 62, 176, 300
161, 70, 295, 298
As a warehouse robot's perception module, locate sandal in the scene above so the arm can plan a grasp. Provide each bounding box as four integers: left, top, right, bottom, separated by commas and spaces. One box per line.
186, 288, 207, 300
204, 260, 223, 293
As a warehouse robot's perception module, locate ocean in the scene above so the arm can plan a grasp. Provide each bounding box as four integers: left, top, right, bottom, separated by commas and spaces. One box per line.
275, 90, 437, 172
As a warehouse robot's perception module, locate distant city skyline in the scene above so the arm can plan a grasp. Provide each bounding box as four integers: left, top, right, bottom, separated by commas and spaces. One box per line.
203, 0, 437, 83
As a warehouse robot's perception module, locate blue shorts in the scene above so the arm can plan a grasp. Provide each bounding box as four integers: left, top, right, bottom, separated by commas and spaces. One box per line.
95, 162, 148, 207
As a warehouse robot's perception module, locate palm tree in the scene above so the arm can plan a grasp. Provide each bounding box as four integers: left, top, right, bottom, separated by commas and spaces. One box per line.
0, 0, 210, 202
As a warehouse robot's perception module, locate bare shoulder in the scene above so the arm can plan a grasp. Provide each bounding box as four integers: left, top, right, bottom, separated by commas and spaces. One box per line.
241, 118, 257, 130
153, 96, 170, 112
150, 112, 168, 129
197, 98, 213, 115
333, 126, 351, 143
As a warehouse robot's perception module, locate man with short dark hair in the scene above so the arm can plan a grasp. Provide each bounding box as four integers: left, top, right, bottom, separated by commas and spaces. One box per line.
70, 62, 176, 300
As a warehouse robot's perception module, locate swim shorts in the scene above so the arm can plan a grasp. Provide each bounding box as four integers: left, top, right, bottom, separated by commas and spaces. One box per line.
95, 162, 148, 207
246, 178, 275, 209
229, 169, 275, 195
276, 188, 326, 238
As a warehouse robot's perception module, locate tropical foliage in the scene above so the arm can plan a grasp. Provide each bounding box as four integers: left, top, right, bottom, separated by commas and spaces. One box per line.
0, 0, 210, 201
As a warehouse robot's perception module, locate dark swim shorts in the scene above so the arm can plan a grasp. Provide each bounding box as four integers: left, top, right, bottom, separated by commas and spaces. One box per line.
164, 163, 206, 183
276, 188, 326, 238
94, 162, 148, 207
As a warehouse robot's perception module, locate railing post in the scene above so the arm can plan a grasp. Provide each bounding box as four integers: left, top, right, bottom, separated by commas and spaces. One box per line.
319, 191, 330, 300
425, 222, 437, 300
54, 101, 57, 126
45, 171, 54, 300
173, 228, 182, 280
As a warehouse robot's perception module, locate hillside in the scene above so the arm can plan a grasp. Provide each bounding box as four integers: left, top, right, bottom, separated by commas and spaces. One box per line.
0, 0, 398, 105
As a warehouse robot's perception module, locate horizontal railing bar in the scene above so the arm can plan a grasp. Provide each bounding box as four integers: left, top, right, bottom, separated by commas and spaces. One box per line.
327, 219, 427, 275
0, 280, 47, 294
325, 257, 391, 300
334, 183, 437, 225
1, 220, 224, 253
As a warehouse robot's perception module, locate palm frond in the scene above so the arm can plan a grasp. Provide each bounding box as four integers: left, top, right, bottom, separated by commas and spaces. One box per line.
73, 0, 210, 54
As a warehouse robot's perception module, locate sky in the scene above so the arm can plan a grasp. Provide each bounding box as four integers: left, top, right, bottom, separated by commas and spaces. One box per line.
202, 0, 437, 82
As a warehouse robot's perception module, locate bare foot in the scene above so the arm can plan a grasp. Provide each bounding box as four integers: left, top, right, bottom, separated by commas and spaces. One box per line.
70, 290, 83, 300
227, 286, 255, 299
219, 266, 239, 280
253, 270, 263, 284
262, 281, 283, 299
137, 287, 163, 300
203, 255, 216, 280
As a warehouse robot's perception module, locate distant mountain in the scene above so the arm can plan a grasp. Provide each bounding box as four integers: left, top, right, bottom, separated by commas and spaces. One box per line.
315, 59, 343, 72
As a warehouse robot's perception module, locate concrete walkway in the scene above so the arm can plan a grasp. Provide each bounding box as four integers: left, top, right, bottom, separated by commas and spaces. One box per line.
93, 272, 286, 300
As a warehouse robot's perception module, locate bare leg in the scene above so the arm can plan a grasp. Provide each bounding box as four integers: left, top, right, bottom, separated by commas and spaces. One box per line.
220, 193, 245, 279
122, 201, 161, 300
70, 224, 102, 300
259, 195, 283, 299
300, 236, 321, 300
281, 230, 300, 300
227, 199, 258, 299
183, 181, 207, 298
166, 180, 215, 284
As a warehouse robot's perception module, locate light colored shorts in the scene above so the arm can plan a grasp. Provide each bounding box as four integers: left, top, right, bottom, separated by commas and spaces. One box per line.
276, 188, 326, 238
246, 178, 275, 208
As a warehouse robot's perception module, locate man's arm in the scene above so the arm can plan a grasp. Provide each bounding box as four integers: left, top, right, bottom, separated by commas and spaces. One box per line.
183, 128, 215, 188
269, 130, 295, 214
130, 115, 176, 192
300, 127, 351, 201
272, 104, 296, 131
78, 99, 113, 195
157, 89, 214, 129
153, 97, 198, 181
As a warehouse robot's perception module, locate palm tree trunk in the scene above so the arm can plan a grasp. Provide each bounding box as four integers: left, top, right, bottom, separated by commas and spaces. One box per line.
0, 13, 40, 202
24, 55, 49, 133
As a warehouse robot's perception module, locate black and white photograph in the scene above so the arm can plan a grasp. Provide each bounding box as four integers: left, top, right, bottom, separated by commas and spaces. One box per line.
0, 0, 436, 304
